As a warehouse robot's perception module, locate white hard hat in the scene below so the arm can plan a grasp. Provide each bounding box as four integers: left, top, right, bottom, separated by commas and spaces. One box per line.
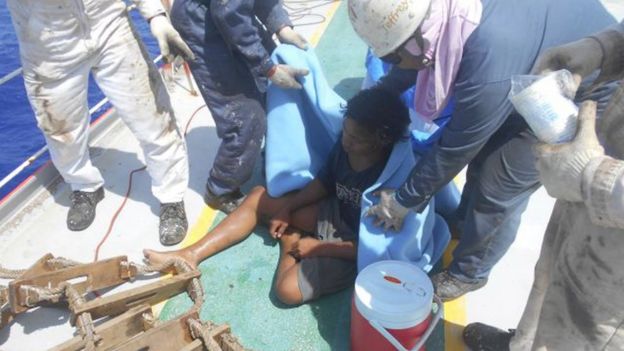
348, 0, 431, 57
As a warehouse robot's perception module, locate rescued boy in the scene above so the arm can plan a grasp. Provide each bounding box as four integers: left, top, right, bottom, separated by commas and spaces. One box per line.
144, 87, 411, 304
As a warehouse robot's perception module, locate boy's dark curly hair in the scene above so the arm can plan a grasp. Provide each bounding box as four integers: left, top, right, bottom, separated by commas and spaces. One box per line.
343, 87, 410, 145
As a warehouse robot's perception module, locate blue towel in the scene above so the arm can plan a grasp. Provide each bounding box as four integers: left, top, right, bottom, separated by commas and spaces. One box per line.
266, 45, 450, 272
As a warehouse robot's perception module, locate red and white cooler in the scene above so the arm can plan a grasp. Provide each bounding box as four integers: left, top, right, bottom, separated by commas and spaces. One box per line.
350, 260, 443, 351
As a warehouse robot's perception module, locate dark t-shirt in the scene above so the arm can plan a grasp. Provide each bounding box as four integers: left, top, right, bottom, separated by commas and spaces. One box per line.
316, 140, 386, 234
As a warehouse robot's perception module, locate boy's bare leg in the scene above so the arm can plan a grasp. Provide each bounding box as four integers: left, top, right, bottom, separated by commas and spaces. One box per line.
274, 231, 304, 305
144, 186, 319, 268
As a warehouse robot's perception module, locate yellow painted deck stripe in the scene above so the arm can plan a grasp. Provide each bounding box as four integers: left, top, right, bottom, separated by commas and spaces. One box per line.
308, 0, 342, 47
442, 240, 467, 351
152, 206, 217, 316
443, 174, 468, 351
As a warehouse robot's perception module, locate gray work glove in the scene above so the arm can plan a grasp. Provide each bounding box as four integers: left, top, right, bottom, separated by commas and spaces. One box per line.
366, 189, 410, 231
150, 15, 195, 62
535, 100, 605, 202
531, 38, 604, 88
277, 26, 309, 50
268, 64, 309, 89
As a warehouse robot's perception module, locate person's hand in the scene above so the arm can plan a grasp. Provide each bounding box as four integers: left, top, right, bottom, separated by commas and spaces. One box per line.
267, 64, 309, 89
277, 26, 308, 50
269, 206, 292, 239
149, 15, 195, 62
531, 38, 604, 89
365, 189, 410, 231
535, 100, 605, 202
288, 237, 320, 259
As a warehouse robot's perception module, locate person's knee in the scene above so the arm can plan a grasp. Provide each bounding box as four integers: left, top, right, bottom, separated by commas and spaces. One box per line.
247, 186, 267, 201
241, 100, 266, 134
236, 185, 267, 211
274, 277, 303, 306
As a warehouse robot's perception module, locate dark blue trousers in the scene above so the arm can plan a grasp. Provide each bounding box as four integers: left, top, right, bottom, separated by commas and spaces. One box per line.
171, 0, 267, 194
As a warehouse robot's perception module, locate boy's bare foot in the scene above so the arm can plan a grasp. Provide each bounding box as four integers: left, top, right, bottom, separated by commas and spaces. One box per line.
143, 249, 199, 270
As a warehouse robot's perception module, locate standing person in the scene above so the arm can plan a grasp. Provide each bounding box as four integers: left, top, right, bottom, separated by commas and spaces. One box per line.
169, 0, 309, 214
463, 22, 624, 351
144, 88, 411, 304
350, 0, 616, 300
7, 0, 194, 245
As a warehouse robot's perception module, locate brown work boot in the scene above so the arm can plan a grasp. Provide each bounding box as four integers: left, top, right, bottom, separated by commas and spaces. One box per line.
431, 270, 487, 302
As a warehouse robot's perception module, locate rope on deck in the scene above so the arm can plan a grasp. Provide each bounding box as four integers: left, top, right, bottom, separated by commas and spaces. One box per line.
0, 286, 7, 306
47, 257, 83, 269
188, 319, 223, 351
0, 265, 26, 279
0, 256, 80, 279
62, 283, 100, 351
130, 258, 205, 309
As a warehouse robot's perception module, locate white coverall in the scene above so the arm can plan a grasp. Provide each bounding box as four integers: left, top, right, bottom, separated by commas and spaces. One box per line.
7, 0, 188, 203
511, 23, 624, 350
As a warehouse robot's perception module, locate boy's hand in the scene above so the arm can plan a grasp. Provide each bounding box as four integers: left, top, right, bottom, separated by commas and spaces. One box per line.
270, 206, 291, 239
288, 237, 320, 259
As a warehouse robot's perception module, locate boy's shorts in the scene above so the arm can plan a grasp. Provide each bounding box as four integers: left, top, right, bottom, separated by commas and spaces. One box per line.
298, 197, 357, 302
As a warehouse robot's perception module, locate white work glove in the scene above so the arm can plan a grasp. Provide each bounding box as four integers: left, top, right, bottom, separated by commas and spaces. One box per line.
366, 189, 410, 231
277, 26, 309, 50
149, 15, 195, 62
535, 100, 605, 202
268, 64, 309, 89
531, 38, 605, 88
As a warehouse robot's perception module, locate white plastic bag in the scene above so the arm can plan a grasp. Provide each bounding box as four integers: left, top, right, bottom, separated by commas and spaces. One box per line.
509, 70, 578, 144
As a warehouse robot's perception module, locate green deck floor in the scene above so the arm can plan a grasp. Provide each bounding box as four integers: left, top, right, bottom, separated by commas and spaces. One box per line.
160, 213, 353, 350
160, 2, 445, 350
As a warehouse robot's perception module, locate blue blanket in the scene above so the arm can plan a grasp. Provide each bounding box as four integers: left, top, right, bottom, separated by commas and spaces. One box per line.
266, 45, 450, 272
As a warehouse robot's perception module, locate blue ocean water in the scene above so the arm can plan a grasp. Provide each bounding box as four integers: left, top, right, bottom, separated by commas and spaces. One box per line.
0, 0, 161, 199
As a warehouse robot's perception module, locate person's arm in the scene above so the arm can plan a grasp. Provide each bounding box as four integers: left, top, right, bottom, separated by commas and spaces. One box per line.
269, 179, 329, 238
289, 237, 357, 261
396, 81, 512, 211
271, 143, 338, 237
583, 156, 624, 229
210, 0, 274, 79
535, 100, 624, 229
132, 0, 195, 61
532, 22, 624, 88
132, 0, 166, 21
586, 22, 624, 84
531, 21, 624, 229
377, 66, 419, 95
253, 0, 292, 35
254, 0, 308, 50
211, 0, 308, 89
284, 179, 329, 212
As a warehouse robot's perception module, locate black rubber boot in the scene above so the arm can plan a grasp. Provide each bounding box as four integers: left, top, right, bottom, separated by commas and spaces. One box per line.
463, 322, 514, 351
67, 187, 104, 231
159, 201, 188, 246
431, 270, 487, 301
203, 188, 245, 214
